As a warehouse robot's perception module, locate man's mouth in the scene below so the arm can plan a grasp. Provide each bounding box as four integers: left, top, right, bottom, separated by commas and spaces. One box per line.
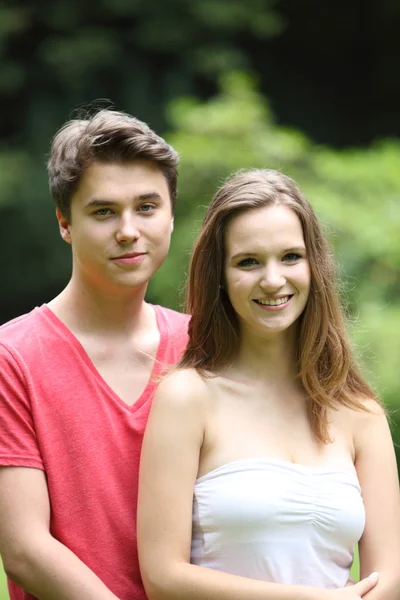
112, 252, 146, 260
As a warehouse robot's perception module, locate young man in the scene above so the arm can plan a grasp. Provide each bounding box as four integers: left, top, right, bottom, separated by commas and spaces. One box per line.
0, 109, 189, 600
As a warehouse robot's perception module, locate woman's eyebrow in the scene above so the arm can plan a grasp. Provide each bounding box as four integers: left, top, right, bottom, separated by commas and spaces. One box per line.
231, 246, 306, 260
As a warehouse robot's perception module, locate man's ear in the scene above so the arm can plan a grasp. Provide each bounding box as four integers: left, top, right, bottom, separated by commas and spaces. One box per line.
56, 209, 72, 244
171, 217, 174, 233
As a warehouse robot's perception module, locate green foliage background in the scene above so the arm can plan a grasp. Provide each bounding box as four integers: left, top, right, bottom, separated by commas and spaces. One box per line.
0, 569, 6, 599
1, 0, 399, 595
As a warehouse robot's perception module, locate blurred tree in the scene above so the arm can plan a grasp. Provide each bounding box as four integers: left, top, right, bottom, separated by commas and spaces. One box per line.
2, 0, 400, 148
0, 0, 282, 142
254, 0, 400, 146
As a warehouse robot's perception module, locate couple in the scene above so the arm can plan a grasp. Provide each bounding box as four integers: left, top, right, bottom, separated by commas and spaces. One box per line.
0, 108, 398, 600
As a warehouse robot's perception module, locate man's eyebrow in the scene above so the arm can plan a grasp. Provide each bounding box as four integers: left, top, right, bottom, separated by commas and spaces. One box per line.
137, 192, 163, 202
85, 192, 163, 208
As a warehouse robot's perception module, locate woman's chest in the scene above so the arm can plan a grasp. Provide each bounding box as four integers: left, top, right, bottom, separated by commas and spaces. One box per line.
200, 391, 353, 478
194, 460, 365, 546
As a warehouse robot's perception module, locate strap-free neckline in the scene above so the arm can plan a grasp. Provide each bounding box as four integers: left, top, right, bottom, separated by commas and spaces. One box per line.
196, 456, 359, 484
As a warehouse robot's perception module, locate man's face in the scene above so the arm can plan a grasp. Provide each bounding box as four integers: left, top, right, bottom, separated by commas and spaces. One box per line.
57, 160, 173, 293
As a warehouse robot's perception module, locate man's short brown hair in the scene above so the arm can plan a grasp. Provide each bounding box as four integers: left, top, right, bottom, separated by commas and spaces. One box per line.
48, 109, 179, 220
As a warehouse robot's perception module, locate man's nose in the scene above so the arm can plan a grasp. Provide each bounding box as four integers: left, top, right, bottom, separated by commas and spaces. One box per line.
115, 214, 140, 244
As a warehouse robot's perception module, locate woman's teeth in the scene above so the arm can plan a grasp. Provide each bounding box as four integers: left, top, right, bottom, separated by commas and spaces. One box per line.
256, 296, 290, 306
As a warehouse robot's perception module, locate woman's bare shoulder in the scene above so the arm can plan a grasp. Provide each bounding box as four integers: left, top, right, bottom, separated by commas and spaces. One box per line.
334, 396, 388, 445
340, 396, 385, 422
158, 367, 208, 393
153, 368, 212, 415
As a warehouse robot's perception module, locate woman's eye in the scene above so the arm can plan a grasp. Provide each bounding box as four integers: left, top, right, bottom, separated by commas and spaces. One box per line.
283, 253, 302, 262
237, 258, 258, 268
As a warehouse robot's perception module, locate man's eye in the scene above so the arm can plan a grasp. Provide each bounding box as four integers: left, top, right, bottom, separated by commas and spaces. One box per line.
237, 258, 258, 268
94, 208, 113, 217
139, 204, 155, 212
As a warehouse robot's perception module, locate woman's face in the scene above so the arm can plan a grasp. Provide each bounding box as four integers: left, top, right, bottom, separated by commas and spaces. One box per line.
224, 204, 311, 340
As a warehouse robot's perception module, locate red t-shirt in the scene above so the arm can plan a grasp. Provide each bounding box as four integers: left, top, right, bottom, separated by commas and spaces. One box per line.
0, 304, 189, 600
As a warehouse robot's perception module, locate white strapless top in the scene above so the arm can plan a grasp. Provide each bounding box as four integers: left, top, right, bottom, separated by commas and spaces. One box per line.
191, 458, 365, 589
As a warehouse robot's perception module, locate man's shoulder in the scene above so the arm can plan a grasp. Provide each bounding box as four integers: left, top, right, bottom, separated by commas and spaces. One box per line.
0, 306, 52, 356
1, 307, 40, 338
154, 304, 190, 337
153, 305, 190, 363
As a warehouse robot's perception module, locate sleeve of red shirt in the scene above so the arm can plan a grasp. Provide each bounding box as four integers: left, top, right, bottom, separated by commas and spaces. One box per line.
0, 343, 44, 470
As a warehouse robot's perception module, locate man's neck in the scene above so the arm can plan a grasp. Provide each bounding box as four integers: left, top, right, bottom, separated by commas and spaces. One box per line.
47, 279, 154, 339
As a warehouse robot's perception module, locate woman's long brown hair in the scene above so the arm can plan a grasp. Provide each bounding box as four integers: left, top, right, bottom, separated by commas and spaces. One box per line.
179, 169, 379, 443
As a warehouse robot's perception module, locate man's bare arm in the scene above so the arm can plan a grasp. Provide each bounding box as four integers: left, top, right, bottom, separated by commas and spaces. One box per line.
0, 467, 120, 600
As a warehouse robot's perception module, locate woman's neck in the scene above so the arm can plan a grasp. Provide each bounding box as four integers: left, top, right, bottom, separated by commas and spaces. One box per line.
230, 326, 299, 384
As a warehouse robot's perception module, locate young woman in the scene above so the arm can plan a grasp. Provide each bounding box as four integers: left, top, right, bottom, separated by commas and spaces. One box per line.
137, 169, 400, 600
